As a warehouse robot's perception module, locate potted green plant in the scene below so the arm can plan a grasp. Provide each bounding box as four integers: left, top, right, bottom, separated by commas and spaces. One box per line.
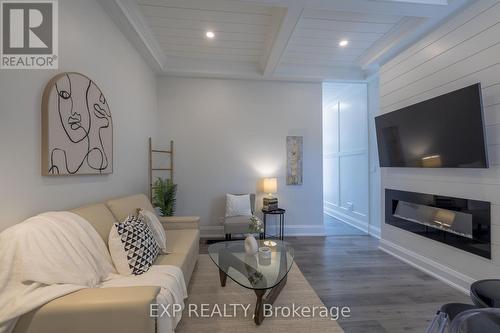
152, 177, 177, 216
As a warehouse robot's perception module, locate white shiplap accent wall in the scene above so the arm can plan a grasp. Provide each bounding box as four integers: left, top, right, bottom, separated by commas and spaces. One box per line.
378, 0, 500, 291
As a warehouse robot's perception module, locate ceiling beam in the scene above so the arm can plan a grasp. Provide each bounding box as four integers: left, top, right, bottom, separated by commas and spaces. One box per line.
260, 5, 303, 76
163, 56, 263, 79
275, 62, 366, 81
100, 0, 474, 81
259, 7, 286, 75
358, 0, 472, 69
238, 0, 459, 17
358, 16, 426, 68
98, 0, 167, 72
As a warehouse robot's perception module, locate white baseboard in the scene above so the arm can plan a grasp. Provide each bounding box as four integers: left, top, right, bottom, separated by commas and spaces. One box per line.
199, 225, 325, 238
324, 206, 369, 233
286, 225, 325, 236
379, 239, 472, 294
368, 225, 381, 239
324, 204, 381, 238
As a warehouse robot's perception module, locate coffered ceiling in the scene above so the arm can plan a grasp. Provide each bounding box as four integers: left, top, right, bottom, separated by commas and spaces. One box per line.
100, 0, 472, 81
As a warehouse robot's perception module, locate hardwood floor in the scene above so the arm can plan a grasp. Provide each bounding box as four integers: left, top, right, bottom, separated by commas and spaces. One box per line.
200, 235, 470, 333
324, 214, 367, 236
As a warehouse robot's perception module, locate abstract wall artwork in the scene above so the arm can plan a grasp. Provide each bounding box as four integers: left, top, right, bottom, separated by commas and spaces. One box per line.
286, 136, 303, 185
42, 72, 113, 175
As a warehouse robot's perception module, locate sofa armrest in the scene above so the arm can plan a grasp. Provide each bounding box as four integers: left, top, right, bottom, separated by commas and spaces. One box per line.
159, 216, 200, 230
14, 287, 160, 333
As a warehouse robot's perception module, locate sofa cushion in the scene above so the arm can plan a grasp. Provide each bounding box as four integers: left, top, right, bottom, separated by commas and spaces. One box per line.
140, 209, 168, 254
165, 229, 198, 254
106, 194, 156, 222
159, 216, 200, 230
225, 194, 252, 217
155, 254, 186, 272
13, 287, 159, 333
72, 203, 117, 244
223, 215, 252, 235
109, 215, 160, 275
155, 229, 199, 283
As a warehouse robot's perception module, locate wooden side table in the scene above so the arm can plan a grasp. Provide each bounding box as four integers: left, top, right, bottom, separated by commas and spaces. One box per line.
261, 208, 286, 240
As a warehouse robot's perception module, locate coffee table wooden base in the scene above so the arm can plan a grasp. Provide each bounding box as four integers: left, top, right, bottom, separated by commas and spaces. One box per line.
218, 268, 287, 325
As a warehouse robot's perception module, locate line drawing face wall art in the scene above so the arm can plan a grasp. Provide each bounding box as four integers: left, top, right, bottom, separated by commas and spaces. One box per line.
42, 72, 113, 175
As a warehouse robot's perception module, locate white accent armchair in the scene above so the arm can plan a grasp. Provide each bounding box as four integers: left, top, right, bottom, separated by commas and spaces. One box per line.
222, 193, 261, 240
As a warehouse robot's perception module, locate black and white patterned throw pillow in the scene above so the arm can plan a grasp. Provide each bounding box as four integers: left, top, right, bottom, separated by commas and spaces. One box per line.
108, 215, 160, 275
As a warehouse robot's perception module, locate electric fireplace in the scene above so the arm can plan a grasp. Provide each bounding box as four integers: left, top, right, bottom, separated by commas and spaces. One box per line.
385, 189, 491, 259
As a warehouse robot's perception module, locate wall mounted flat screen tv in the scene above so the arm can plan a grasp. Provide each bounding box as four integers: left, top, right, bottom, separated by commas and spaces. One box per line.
375, 83, 488, 168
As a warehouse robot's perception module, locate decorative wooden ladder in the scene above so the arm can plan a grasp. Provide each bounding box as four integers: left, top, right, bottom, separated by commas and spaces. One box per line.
148, 137, 174, 200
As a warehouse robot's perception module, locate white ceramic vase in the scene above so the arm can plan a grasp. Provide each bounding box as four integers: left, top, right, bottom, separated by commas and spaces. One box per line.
244, 234, 258, 255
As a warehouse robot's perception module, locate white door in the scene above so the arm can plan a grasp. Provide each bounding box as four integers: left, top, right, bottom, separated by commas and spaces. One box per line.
323, 83, 369, 235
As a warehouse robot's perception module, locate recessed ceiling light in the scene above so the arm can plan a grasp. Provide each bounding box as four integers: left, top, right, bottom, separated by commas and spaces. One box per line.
339, 40, 349, 47
206, 31, 215, 39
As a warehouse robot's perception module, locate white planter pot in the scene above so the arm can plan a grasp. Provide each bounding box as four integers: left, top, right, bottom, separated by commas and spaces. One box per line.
244, 234, 258, 255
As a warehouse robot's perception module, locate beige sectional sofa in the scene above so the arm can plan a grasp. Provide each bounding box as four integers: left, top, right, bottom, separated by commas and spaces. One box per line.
13, 194, 200, 333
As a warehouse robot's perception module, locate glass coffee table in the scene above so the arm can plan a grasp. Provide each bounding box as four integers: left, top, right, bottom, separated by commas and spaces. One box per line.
208, 239, 294, 325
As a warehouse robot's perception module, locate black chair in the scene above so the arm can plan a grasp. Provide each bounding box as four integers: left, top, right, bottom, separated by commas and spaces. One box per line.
427, 279, 500, 333
426, 303, 477, 333
449, 308, 500, 332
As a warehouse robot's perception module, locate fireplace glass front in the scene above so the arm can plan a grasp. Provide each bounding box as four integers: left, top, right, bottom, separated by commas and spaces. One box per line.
385, 189, 491, 259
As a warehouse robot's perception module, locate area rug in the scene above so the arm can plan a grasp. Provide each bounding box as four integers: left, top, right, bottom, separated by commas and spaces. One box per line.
176, 255, 344, 332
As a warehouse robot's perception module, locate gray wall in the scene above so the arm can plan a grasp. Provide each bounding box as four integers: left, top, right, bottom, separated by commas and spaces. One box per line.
157, 77, 324, 237
0, 0, 158, 231
378, 0, 500, 291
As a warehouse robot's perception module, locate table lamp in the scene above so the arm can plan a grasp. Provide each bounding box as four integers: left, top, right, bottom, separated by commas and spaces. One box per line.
262, 177, 278, 210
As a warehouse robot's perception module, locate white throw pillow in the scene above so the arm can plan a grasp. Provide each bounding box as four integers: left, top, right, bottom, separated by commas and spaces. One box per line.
225, 194, 252, 217
108, 215, 160, 275
139, 209, 168, 254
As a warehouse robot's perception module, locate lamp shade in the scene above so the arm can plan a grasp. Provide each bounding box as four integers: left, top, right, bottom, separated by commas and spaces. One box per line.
263, 177, 277, 194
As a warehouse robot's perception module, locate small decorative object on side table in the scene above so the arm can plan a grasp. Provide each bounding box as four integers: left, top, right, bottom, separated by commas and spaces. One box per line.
262, 177, 278, 210
261, 208, 286, 240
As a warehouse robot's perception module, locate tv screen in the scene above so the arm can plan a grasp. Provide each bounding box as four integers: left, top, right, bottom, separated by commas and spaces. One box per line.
375, 83, 488, 168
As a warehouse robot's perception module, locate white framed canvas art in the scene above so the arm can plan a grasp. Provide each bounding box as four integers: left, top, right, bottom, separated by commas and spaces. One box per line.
42, 72, 113, 175
286, 136, 303, 185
